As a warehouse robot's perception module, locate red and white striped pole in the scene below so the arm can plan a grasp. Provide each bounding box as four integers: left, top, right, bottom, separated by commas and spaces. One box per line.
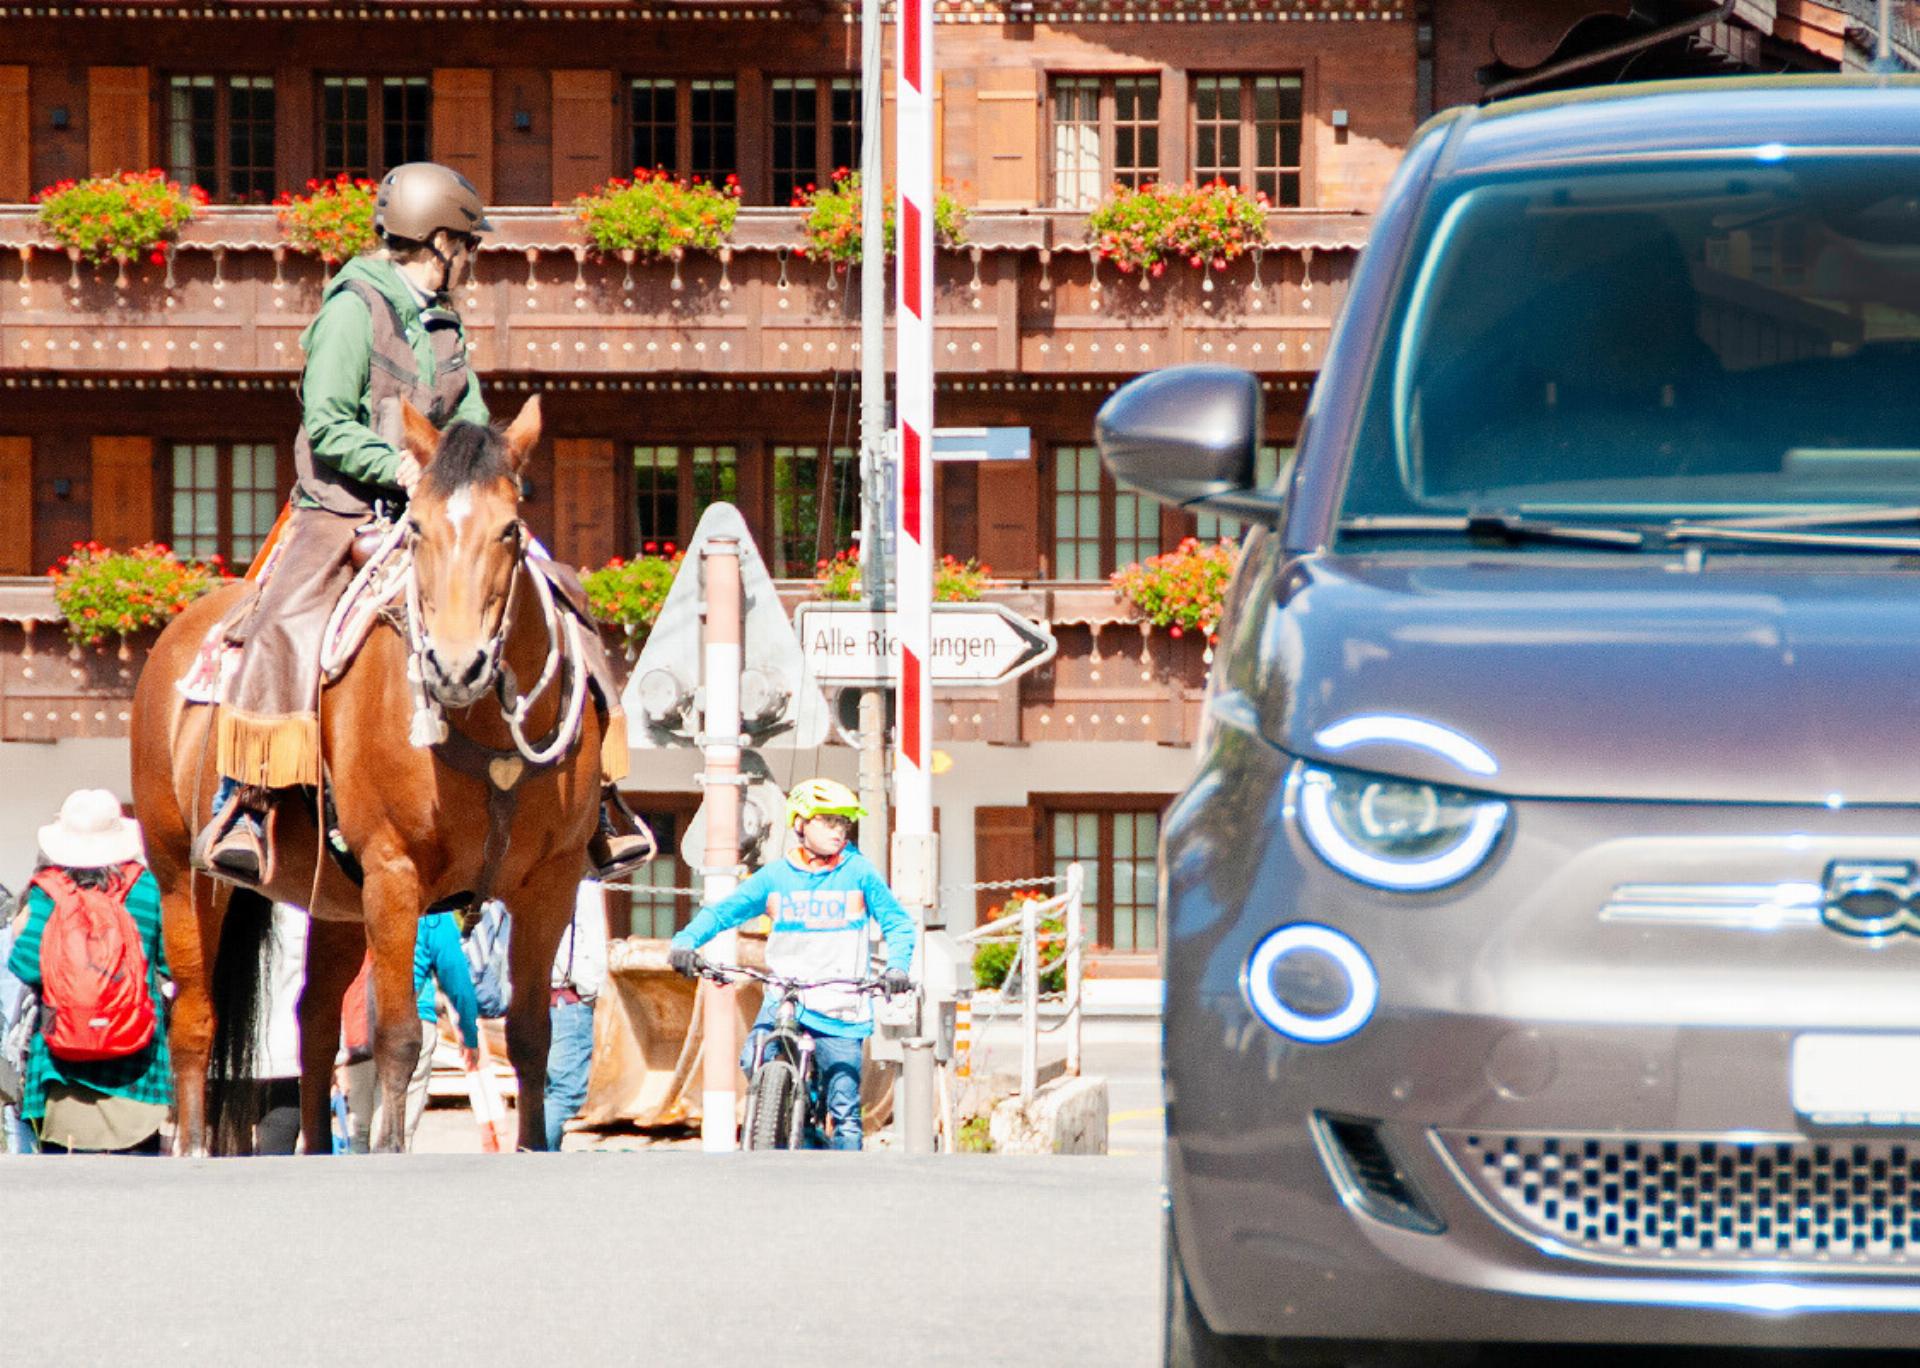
893, 0, 937, 920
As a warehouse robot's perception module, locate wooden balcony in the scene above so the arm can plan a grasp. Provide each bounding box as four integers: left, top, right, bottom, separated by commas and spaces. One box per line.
0, 579, 1211, 744
0, 205, 1365, 382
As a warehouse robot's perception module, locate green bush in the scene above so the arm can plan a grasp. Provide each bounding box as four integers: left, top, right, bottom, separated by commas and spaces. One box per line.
971, 893, 1067, 994
581, 553, 680, 647
574, 170, 738, 258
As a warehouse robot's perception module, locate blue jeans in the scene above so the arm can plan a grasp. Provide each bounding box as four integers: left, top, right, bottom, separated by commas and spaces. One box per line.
544, 998, 595, 1151
741, 1011, 865, 1151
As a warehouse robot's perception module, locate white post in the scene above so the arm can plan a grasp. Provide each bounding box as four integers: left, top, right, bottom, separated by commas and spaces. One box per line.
892, 0, 937, 935
1066, 862, 1084, 1079
699, 537, 742, 1153
1021, 897, 1038, 1103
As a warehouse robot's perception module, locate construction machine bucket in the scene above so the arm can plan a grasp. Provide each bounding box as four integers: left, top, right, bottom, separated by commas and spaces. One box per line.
581, 937, 764, 1129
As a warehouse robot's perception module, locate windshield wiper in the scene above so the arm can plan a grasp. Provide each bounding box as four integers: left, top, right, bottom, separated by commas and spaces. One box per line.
1661, 522, 1920, 552
1338, 513, 1646, 550
1672, 505, 1920, 532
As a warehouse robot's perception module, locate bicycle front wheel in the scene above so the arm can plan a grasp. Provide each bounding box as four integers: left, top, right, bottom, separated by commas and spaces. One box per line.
745, 1059, 803, 1151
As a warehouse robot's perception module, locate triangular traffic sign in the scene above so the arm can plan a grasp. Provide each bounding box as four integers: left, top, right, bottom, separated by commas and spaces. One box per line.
621, 502, 832, 750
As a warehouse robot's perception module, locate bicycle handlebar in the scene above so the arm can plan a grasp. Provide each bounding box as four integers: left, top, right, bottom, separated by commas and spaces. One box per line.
689, 955, 902, 995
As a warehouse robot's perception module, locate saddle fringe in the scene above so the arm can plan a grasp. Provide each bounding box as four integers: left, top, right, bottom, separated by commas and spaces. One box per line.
217, 708, 320, 789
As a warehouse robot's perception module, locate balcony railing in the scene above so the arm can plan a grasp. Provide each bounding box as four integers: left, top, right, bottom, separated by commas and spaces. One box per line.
0, 205, 1365, 380
0, 579, 1209, 744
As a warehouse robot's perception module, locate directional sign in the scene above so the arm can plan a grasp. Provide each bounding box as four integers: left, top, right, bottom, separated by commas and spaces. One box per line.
933, 426, 1031, 463
795, 602, 1056, 687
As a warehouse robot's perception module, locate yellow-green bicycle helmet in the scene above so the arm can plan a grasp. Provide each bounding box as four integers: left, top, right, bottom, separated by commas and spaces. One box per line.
785, 778, 868, 827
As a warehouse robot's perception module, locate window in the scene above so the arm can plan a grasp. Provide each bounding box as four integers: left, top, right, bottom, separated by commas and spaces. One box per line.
770, 77, 861, 205
1051, 444, 1159, 578
1193, 74, 1303, 206
1049, 805, 1162, 952
1048, 75, 1159, 209
165, 76, 276, 203
608, 798, 697, 938
771, 444, 859, 578
1194, 445, 1293, 541
627, 78, 738, 188
629, 443, 739, 556
169, 442, 283, 566
629, 79, 677, 175
320, 76, 430, 182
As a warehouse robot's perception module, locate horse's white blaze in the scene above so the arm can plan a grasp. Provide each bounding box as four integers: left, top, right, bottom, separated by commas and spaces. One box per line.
444, 486, 475, 539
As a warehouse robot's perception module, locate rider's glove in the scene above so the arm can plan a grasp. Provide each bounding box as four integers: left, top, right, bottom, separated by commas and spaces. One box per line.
881, 969, 913, 997
668, 945, 699, 979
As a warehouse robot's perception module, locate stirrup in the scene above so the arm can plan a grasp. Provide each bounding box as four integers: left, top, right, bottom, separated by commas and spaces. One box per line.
189, 792, 273, 888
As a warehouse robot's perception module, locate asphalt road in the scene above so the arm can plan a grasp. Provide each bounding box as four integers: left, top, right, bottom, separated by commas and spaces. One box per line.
2, 1150, 1164, 1368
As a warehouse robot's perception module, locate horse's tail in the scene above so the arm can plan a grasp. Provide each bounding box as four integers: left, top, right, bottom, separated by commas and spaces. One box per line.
206, 887, 273, 1155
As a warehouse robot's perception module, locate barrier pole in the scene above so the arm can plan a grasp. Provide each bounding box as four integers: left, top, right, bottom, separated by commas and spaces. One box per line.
1066, 862, 1084, 1079
953, 993, 972, 1080
699, 536, 743, 1153
1021, 898, 1038, 1103
902, 1037, 936, 1154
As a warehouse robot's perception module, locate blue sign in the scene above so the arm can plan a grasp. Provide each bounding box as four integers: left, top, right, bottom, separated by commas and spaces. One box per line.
932, 426, 1031, 463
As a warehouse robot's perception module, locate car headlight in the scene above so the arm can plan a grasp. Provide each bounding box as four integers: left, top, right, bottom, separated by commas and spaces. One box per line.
1295, 764, 1507, 891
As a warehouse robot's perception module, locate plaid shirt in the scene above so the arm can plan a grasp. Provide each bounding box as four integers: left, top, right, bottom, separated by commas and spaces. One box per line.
5, 870, 172, 1120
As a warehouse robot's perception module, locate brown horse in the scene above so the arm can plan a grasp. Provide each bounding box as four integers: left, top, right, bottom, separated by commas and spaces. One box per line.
131, 394, 606, 1153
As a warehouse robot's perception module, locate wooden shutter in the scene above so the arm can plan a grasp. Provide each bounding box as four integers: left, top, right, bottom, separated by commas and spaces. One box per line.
87, 66, 149, 176
431, 69, 493, 201
550, 70, 615, 203
0, 68, 27, 202
974, 804, 1041, 924
973, 69, 1040, 209
91, 436, 154, 549
552, 438, 615, 571
976, 458, 1039, 578
0, 438, 32, 574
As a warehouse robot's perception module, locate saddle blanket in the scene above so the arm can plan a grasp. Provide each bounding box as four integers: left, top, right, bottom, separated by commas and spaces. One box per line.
178, 630, 243, 706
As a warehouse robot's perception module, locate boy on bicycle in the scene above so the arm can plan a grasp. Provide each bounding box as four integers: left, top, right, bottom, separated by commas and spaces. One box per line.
669, 778, 915, 1151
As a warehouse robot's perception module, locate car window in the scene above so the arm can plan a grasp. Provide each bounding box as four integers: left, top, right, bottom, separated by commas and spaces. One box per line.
1339, 155, 1920, 538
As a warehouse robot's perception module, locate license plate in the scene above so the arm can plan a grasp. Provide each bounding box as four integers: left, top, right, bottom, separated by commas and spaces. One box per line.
1791, 1034, 1920, 1126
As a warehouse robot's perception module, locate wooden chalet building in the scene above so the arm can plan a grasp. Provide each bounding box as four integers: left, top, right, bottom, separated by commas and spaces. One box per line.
0, 0, 1876, 962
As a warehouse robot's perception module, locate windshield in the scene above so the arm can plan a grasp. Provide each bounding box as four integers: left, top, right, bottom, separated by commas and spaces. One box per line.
1340, 153, 1920, 544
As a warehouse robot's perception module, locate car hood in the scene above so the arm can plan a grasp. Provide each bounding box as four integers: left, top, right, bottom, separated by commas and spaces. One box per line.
1257, 556, 1920, 804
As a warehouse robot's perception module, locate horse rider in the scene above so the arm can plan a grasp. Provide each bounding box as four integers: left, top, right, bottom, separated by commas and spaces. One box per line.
193, 161, 652, 887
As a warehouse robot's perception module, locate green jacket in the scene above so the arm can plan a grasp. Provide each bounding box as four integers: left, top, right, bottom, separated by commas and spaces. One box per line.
7, 870, 172, 1121
295, 255, 490, 505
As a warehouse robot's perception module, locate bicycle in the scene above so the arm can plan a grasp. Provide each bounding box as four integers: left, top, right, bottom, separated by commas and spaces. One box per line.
690, 956, 892, 1151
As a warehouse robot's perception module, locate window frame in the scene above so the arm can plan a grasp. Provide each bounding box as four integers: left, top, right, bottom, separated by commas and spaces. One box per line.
767, 75, 861, 205
1044, 72, 1162, 210
1047, 442, 1165, 579
770, 442, 859, 579
318, 74, 432, 183
163, 74, 278, 204
626, 76, 740, 189
1190, 71, 1308, 208
1032, 794, 1173, 953
608, 792, 700, 938
164, 439, 288, 568
624, 441, 741, 558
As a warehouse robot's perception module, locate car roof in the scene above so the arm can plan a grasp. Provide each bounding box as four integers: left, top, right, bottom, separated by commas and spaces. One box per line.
1435, 75, 1920, 179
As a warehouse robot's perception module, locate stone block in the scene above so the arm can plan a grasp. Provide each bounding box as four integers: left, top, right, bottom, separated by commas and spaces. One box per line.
988, 1074, 1109, 1156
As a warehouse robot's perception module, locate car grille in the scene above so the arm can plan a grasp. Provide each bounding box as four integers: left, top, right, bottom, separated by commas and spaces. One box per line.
1442, 1131, 1920, 1268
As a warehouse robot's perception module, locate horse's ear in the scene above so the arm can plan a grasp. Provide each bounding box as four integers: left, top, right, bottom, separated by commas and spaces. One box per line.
397, 401, 440, 465
502, 395, 542, 474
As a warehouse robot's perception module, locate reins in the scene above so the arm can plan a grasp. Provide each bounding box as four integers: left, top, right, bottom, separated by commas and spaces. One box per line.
315, 509, 593, 909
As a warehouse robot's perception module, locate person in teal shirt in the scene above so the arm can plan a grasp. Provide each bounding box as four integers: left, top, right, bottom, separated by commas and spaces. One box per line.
670, 779, 915, 1150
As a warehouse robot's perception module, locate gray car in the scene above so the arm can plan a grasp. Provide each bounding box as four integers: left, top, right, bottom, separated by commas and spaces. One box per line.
1100, 77, 1920, 1365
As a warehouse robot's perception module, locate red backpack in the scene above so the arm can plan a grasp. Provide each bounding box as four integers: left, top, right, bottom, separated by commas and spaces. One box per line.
33, 863, 156, 1062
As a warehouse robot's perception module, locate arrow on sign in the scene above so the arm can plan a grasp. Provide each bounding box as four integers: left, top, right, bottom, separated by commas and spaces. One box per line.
795, 602, 1057, 687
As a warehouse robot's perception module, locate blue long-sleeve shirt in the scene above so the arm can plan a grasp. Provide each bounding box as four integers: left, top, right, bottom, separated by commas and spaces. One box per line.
672, 846, 916, 1039
415, 911, 480, 1048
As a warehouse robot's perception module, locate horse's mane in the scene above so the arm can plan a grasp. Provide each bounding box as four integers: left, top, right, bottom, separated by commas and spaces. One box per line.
420, 420, 512, 497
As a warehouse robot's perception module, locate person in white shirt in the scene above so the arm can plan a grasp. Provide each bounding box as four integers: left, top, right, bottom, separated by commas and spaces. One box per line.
545, 879, 608, 1150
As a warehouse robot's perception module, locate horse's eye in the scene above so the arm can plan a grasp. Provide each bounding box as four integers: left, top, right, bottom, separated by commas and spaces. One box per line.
499, 524, 522, 545
406, 519, 423, 538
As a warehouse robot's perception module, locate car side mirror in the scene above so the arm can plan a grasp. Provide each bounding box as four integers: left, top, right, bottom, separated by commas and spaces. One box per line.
1095, 365, 1283, 524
